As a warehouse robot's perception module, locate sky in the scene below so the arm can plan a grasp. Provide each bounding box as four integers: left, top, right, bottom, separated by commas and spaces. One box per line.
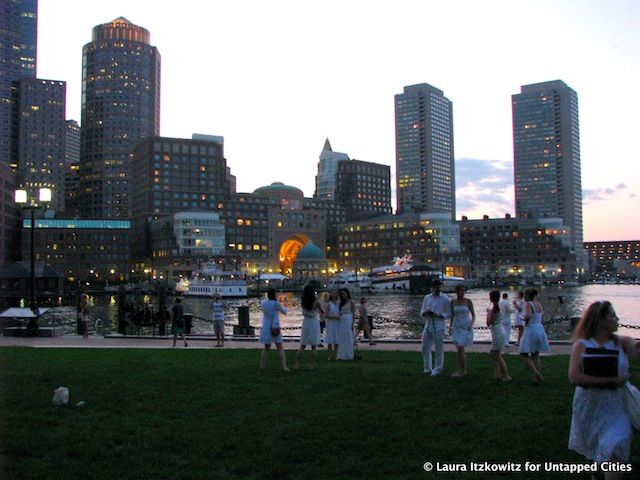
36, 0, 640, 241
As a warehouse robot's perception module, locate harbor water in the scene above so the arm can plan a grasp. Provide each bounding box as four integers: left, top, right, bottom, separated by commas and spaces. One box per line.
45, 284, 639, 341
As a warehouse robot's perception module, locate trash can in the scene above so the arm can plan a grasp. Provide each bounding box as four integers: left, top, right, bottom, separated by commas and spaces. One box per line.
237, 306, 250, 327
183, 313, 193, 334
234, 306, 254, 336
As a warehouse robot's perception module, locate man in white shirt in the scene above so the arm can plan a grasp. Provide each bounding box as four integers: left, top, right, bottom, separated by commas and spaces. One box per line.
420, 279, 451, 376
499, 292, 512, 347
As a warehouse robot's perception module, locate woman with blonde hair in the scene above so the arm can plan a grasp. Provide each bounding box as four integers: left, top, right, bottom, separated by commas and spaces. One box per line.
568, 301, 639, 479
519, 287, 550, 383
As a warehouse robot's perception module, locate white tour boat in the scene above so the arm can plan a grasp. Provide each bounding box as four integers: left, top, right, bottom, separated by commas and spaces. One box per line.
181, 261, 248, 298
368, 255, 464, 293
327, 271, 372, 292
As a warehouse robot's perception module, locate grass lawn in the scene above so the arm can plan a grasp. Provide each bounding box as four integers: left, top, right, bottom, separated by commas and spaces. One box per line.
1, 347, 639, 479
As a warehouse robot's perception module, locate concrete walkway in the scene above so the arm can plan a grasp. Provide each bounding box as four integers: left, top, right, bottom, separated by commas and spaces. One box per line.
0, 334, 574, 355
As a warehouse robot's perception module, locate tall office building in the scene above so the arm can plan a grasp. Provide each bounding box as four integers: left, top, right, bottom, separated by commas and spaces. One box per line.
512, 80, 583, 253
16, 78, 66, 211
335, 159, 392, 221
79, 17, 161, 218
0, 0, 37, 169
314, 139, 350, 201
394, 83, 455, 217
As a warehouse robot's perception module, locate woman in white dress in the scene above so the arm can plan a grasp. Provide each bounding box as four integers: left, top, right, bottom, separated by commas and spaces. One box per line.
336, 288, 355, 361
519, 287, 550, 383
323, 289, 340, 361
568, 301, 640, 479
486, 289, 511, 382
448, 284, 475, 377
294, 285, 323, 370
259, 288, 289, 372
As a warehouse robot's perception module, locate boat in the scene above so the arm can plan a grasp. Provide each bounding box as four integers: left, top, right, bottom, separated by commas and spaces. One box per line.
368, 255, 465, 294
181, 261, 248, 298
328, 271, 372, 292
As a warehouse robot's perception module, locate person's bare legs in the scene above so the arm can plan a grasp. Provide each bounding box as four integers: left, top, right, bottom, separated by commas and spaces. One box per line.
276, 343, 289, 371
260, 344, 270, 370
452, 346, 467, 377
294, 345, 306, 369
310, 345, 317, 370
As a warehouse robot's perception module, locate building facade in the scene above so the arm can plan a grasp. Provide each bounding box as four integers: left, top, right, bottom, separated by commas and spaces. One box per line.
0, 161, 17, 266
395, 83, 455, 217
0, 0, 37, 170
15, 78, 66, 211
335, 158, 392, 221
459, 215, 578, 282
314, 138, 350, 201
21, 218, 132, 283
584, 240, 640, 280
79, 17, 161, 218
512, 80, 583, 254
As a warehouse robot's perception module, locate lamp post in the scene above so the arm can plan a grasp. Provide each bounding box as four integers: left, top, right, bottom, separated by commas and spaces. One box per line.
15, 187, 52, 316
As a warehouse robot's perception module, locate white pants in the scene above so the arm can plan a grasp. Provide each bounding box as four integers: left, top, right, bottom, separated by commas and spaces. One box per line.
503, 320, 511, 347
422, 322, 444, 373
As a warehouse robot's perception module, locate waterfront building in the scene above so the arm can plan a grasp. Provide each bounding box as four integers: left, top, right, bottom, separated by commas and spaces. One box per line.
458, 214, 577, 282
149, 211, 226, 277
79, 17, 161, 218
512, 80, 583, 255
65, 120, 80, 165
20, 218, 132, 283
130, 135, 232, 264
315, 139, 350, 201
336, 158, 392, 221
0, 0, 37, 170
0, 162, 18, 266
15, 78, 66, 211
394, 83, 455, 217
584, 240, 640, 279
335, 213, 441, 273
0, 261, 63, 309
292, 241, 329, 283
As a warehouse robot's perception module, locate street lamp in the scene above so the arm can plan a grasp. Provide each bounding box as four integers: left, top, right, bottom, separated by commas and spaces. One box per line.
15, 187, 52, 316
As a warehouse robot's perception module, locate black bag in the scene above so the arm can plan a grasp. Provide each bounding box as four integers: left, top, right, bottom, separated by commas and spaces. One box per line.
583, 347, 618, 377
270, 327, 281, 336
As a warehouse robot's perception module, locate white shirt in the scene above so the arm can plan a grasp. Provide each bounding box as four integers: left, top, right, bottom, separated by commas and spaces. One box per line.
420, 293, 451, 333
499, 299, 511, 323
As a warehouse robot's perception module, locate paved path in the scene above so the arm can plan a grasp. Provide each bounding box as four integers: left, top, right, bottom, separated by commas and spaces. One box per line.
0, 334, 574, 355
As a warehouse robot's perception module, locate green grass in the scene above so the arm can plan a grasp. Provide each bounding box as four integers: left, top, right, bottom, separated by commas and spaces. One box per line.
1, 348, 638, 479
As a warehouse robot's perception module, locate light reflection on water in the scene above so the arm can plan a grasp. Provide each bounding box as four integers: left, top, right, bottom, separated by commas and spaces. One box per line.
52, 284, 639, 341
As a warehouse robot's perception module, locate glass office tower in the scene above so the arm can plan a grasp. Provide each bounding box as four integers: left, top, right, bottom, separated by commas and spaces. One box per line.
79, 17, 161, 218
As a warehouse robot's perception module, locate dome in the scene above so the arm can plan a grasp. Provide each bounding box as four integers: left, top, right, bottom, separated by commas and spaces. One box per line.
296, 242, 325, 260
253, 182, 304, 199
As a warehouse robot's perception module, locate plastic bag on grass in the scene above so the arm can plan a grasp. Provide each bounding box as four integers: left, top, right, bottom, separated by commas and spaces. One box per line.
52, 386, 69, 405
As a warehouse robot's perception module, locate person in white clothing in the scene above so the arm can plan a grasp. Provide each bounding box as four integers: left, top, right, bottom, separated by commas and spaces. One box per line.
511, 291, 525, 345
499, 292, 512, 347
420, 279, 451, 376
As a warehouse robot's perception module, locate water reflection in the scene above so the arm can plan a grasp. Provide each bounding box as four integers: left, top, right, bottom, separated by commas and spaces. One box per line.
52, 285, 640, 340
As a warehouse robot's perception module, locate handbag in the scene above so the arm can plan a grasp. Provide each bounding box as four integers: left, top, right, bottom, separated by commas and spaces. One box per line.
622, 382, 640, 430
270, 327, 281, 336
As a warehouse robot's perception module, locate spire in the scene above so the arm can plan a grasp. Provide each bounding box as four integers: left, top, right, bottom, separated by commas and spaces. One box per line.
323, 138, 332, 152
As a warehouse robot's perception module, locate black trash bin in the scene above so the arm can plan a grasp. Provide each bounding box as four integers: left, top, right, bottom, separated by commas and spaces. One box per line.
183, 313, 193, 334
234, 306, 254, 336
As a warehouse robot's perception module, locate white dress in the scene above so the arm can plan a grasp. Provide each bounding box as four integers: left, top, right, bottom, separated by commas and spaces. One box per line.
569, 338, 632, 462
259, 300, 287, 344
513, 300, 526, 327
300, 307, 321, 346
518, 302, 550, 354
336, 303, 354, 360
451, 304, 473, 347
490, 309, 505, 352
324, 301, 340, 344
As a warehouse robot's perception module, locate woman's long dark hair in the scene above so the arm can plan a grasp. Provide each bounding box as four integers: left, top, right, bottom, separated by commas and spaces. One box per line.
267, 288, 276, 301
339, 288, 352, 308
301, 285, 316, 311
489, 289, 500, 314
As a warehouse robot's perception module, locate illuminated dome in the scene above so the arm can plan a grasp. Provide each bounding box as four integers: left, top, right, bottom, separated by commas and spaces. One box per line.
296, 242, 325, 260
253, 182, 304, 199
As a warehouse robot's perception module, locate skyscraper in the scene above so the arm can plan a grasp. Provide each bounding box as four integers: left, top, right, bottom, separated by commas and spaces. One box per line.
79, 17, 160, 218
0, 0, 37, 169
314, 139, 350, 201
394, 83, 455, 217
16, 78, 66, 211
512, 80, 583, 253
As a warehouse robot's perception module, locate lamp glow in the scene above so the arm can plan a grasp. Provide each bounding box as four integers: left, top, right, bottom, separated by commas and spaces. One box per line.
38, 188, 52, 203
15, 189, 27, 204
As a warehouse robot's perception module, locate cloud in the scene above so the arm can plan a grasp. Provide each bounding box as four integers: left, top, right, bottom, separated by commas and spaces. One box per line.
455, 157, 514, 219
583, 184, 627, 204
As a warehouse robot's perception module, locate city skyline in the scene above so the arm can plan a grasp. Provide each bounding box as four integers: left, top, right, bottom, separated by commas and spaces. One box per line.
35, 0, 640, 241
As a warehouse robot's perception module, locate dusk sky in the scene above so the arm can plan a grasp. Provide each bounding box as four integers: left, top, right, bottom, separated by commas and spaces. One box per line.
37, 0, 639, 241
